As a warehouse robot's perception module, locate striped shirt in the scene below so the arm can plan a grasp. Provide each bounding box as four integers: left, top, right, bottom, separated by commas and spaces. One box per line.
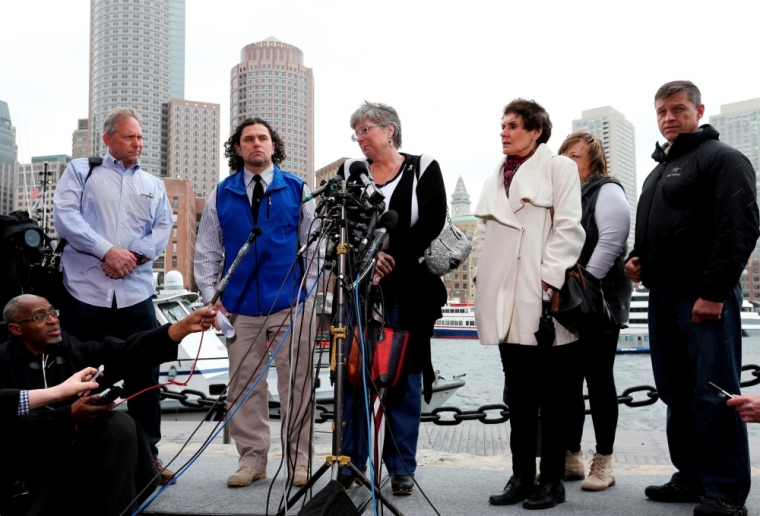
53, 152, 173, 308
194, 164, 322, 305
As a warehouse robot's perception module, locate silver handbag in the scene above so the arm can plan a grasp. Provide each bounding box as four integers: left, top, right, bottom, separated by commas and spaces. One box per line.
424, 212, 472, 276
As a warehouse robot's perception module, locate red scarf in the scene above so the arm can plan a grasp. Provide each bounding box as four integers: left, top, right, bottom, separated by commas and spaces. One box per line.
503, 144, 538, 197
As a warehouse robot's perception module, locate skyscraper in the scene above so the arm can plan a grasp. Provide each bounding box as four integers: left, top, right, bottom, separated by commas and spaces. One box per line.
0, 100, 18, 215
572, 106, 637, 250
229, 37, 314, 186
709, 98, 760, 179
87, 0, 186, 176
167, 99, 220, 197
14, 155, 72, 240
71, 119, 89, 159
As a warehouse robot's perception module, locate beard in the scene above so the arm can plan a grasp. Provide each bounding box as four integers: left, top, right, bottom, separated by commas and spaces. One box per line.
244, 154, 272, 169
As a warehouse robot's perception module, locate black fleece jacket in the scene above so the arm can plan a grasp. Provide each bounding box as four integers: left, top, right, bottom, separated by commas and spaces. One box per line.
628, 125, 760, 301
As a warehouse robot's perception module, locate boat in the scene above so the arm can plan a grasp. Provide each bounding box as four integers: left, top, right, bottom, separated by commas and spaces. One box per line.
433, 302, 477, 339
433, 291, 760, 355
145, 272, 465, 415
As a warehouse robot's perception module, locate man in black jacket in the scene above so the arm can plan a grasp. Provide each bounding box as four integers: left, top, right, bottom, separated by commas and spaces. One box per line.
626, 81, 759, 516
0, 294, 214, 516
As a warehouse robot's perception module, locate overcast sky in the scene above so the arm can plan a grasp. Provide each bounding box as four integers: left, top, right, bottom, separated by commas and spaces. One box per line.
3, 0, 759, 207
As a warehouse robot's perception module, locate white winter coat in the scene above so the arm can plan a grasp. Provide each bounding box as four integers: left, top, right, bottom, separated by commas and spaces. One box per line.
472, 144, 585, 346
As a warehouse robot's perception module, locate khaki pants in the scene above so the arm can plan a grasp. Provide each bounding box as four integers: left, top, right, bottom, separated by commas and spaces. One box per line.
227, 298, 315, 471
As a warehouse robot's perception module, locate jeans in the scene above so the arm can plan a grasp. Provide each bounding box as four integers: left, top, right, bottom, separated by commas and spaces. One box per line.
648, 284, 750, 505
567, 327, 620, 455
60, 289, 162, 456
342, 372, 423, 477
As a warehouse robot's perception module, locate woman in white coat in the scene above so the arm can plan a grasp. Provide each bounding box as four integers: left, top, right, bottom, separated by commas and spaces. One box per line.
473, 99, 585, 510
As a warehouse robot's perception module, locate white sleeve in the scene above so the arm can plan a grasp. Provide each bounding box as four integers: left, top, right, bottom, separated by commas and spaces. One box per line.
586, 183, 631, 279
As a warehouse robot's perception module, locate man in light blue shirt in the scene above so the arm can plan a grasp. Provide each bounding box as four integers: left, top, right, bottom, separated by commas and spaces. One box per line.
53, 107, 174, 483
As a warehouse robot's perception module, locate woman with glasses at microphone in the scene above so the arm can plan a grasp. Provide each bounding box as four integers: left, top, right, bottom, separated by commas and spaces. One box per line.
473, 99, 585, 510
337, 101, 447, 496
558, 130, 631, 491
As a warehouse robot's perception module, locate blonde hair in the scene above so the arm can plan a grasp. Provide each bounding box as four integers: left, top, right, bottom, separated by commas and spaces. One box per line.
558, 130, 610, 180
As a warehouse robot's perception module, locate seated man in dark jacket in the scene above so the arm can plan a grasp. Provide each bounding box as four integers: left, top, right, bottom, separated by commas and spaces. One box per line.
0, 294, 215, 516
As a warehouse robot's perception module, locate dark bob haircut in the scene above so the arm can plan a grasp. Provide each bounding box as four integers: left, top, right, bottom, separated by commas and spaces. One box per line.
503, 99, 552, 145
224, 117, 287, 172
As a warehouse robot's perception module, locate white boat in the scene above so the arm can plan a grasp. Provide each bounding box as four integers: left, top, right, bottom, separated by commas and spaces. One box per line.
432, 291, 760, 355
144, 272, 465, 415
618, 289, 760, 354
434, 303, 477, 339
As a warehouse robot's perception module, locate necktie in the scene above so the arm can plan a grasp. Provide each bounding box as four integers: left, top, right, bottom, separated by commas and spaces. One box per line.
251, 174, 264, 224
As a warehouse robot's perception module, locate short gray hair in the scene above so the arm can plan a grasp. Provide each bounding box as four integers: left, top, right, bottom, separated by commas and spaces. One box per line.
103, 107, 141, 136
655, 81, 702, 108
3, 295, 33, 324
349, 101, 402, 149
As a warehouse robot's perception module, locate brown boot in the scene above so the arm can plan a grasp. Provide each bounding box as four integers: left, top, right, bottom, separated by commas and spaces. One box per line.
564, 450, 585, 481
581, 453, 615, 491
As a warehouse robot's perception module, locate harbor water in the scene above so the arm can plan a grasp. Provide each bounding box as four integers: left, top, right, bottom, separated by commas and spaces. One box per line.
430, 336, 760, 437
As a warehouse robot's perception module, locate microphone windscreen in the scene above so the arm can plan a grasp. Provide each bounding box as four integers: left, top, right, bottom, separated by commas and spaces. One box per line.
252, 226, 263, 237
348, 161, 370, 177
378, 210, 398, 232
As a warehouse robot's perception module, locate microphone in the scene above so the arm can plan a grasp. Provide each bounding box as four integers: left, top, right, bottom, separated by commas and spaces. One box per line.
303, 174, 342, 202
357, 210, 398, 274
210, 226, 263, 306
348, 161, 385, 205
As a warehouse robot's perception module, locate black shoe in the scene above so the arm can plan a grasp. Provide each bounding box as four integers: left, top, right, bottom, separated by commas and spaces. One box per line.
523, 480, 566, 510
391, 474, 414, 496
645, 481, 704, 503
694, 496, 748, 516
340, 474, 356, 493
488, 474, 538, 505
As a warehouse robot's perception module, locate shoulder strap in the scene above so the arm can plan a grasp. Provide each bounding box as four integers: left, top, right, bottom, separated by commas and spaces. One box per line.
85, 157, 102, 184
56, 157, 103, 253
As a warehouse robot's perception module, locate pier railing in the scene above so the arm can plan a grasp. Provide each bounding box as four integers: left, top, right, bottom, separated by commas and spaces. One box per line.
158, 364, 760, 426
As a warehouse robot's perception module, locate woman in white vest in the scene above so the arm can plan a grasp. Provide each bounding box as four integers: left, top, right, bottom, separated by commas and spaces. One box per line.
472, 99, 585, 510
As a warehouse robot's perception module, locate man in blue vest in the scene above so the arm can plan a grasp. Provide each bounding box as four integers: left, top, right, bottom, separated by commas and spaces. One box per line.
195, 118, 320, 488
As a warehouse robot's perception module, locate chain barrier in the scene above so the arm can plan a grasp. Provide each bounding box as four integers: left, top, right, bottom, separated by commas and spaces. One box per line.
157, 363, 760, 426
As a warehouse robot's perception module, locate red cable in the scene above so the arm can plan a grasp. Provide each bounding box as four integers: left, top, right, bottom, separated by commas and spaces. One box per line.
113, 329, 205, 408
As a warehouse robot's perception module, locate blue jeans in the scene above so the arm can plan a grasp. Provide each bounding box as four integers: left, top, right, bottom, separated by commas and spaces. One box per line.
648, 284, 750, 505
341, 371, 423, 477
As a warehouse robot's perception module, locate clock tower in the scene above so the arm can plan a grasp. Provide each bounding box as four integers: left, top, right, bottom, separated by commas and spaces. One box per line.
451, 175, 471, 217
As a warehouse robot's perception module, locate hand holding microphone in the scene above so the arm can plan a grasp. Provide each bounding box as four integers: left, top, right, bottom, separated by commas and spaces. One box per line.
358, 210, 398, 277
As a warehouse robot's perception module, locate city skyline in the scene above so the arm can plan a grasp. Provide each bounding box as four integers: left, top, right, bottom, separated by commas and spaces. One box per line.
4, 1, 760, 208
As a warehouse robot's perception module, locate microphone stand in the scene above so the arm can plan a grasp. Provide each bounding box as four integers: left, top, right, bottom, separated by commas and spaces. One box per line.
277, 187, 402, 516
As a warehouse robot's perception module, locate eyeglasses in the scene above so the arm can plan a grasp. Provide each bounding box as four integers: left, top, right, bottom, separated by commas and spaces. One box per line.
15, 309, 60, 324
351, 125, 383, 142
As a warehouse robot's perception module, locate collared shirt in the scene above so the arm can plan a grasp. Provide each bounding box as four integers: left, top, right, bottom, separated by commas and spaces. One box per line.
53, 152, 174, 308
195, 164, 322, 304
17, 390, 29, 415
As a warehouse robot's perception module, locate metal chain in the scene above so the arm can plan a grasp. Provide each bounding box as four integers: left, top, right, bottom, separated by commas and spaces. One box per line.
158, 363, 760, 426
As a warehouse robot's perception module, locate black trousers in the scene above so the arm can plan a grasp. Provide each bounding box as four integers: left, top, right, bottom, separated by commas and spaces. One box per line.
499, 341, 580, 482
60, 289, 162, 456
5, 411, 158, 516
566, 327, 620, 455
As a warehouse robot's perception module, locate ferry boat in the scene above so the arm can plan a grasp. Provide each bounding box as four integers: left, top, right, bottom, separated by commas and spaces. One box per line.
433, 291, 760, 354
433, 303, 477, 339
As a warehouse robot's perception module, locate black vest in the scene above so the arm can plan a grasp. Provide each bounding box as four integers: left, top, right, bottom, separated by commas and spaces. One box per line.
579, 177, 632, 325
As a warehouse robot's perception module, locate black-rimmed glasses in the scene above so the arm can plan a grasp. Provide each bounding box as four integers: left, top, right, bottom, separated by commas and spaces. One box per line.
15, 310, 60, 324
